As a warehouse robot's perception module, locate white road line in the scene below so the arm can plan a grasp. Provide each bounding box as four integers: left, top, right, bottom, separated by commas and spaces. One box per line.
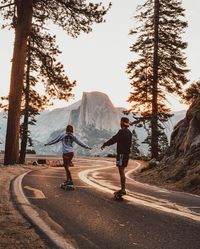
13, 171, 77, 249
126, 162, 200, 198
79, 164, 200, 223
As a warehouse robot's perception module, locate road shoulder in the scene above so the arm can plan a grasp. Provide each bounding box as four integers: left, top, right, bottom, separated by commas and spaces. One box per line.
0, 164, 49, 249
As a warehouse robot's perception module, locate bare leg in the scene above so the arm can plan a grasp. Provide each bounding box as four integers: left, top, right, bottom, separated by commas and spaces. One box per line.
64, 165, 72, 182
63, 153, 73, 182
118, 167, 126, 192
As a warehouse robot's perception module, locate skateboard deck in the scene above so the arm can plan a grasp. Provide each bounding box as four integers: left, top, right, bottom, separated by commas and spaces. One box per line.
60, 183, 75, 191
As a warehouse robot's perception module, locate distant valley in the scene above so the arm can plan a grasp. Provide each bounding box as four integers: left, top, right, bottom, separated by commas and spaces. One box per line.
0, 91, 186, 156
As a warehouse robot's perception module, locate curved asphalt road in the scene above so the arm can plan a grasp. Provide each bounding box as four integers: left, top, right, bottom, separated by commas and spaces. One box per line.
19, 157, 200, 249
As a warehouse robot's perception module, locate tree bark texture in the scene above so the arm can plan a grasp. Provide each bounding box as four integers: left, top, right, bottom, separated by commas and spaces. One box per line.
19, 41, 31, 164
151, 0, 159, 159
4, 0, 33, 165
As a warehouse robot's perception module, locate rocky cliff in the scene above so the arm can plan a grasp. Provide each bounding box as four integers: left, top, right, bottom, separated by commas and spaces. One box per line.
164, 96, 200, 167
135, 97, 200, 195
69, 91, 122, 132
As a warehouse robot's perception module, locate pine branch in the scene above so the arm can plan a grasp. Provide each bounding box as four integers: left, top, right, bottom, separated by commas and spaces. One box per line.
0, 2, 15, 10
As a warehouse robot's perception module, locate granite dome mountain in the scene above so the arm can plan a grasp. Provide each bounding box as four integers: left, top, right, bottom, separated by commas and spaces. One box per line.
31, 91, 124, 156
0, 91, 186, 156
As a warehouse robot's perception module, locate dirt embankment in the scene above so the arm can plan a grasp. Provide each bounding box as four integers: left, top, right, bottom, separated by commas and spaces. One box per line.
134, 161, 200, 196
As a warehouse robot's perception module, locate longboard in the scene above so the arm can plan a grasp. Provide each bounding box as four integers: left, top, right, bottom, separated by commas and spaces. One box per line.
60, 183, 75, 191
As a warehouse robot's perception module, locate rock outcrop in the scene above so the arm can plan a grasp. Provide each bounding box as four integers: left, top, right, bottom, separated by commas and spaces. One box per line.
163, 96, 200, 168
161, 97, 200, 194
136, 97, 200, 195
69, 91, 122, 132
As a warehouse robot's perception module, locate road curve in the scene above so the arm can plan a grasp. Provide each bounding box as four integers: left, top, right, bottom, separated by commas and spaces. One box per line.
14, 157, 200, 249
80, 160, 200, 222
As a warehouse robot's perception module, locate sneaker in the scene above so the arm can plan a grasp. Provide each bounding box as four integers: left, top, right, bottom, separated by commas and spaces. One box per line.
60, 181, 68, 189
116, 190, 126, 195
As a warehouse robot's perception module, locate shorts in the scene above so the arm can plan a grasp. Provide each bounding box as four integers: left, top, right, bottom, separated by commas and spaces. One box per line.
63, 152, 74, 167
116, 153, 129, 167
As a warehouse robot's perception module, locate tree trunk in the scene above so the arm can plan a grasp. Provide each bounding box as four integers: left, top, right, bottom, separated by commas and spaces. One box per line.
151, 0, 159, 159
19, 40, 31, 164
19, 108, 29, 164
4, 0, 33, 165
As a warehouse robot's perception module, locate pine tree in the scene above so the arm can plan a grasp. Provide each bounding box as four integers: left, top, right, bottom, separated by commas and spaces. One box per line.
0, 0, 111, 165
127, 0, 189, 159
130, 129, 140, 159
1, 0, 33, 165
183, 80, 200, 104
19, 27, 76, 164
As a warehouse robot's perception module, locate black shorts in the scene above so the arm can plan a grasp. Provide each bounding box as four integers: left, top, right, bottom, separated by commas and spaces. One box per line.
116, 153, 129, 167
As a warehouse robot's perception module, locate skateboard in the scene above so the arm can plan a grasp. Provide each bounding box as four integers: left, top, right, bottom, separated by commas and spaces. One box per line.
60, 182, 75, 191
113, 190, 126, 201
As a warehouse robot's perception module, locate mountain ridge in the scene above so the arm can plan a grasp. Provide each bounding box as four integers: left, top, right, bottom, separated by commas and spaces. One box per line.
0, 91, 186, 156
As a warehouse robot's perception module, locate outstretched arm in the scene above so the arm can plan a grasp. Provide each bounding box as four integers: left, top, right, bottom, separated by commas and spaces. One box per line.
73, 136, 92, 149
101, 131, 120, 149
45, 134, 64, 146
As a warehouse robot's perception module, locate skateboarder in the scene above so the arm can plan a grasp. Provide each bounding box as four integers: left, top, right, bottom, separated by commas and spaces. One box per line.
101, 117, 132, 196
45, 125, 92, 189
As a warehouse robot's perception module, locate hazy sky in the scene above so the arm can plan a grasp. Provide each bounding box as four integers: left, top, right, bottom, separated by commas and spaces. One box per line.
0, 0, 200, 111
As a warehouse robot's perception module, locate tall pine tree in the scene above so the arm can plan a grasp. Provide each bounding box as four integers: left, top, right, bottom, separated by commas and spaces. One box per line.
127, 0, 189, 159
130, 129, 140, 159
183, 80, 200, 104
1, 0, 33, 165
19, 27, 76, 164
